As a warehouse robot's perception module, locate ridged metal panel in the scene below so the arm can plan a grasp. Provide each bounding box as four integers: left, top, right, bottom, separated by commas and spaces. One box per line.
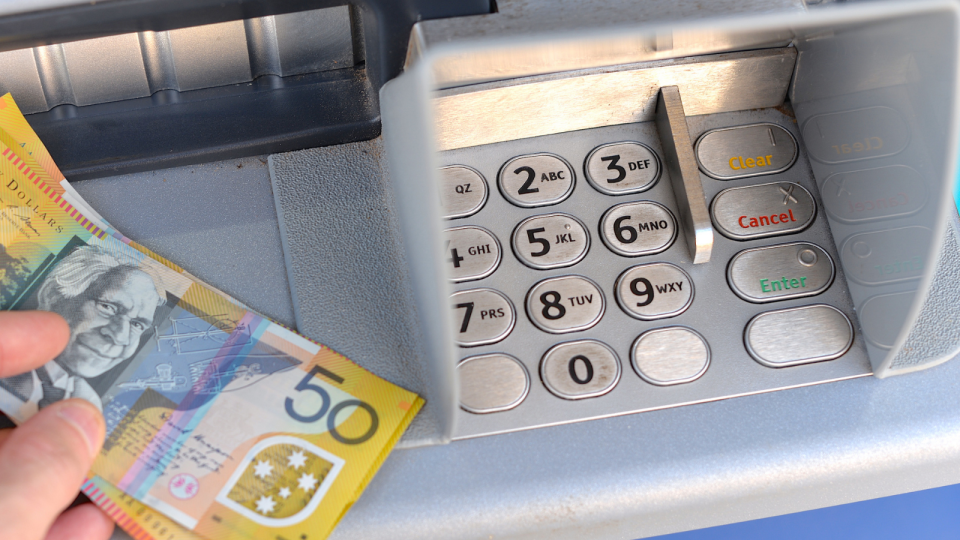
0, 5, 354, 114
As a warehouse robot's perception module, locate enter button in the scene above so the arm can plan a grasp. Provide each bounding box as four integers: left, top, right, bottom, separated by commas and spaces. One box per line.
727, 242, 835, 303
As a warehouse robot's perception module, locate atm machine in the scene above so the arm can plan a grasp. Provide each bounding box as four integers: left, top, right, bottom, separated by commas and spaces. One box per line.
0, 0, 959, 538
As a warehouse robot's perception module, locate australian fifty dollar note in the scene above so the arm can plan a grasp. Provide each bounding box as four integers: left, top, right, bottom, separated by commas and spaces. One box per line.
0, 95, 423, 540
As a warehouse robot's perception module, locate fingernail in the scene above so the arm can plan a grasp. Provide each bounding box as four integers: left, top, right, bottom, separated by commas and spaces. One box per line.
57, 401, 104, 459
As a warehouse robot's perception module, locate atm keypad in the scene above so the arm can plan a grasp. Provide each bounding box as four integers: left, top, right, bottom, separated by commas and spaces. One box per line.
444, 116, 860, 416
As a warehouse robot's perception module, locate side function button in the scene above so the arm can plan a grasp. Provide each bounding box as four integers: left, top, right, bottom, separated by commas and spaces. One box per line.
615, 263, 693, 320
801, 106, 909, 164
728, 242, 834, 303
451, 288, 516, 347
860, 292, 913, 350
745, 304, 853, 367
439, 166, 488, 219
711, 182, 815, 241
526, 275, 605, 334
498, 153, 575, 207
540, 340, 621, 400
821, 166, 926, 224
599, 201, 677, 257
631, 327, 709, 386
584, 141, 661, 195
458, 354, 529, 414
839, 226, 929, 286
512, 213, 590, 270
444, 226, 501, 282
695, 123, 797, 180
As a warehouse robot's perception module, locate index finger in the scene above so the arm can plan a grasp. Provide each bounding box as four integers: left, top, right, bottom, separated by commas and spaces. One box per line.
0, 311, 69, 378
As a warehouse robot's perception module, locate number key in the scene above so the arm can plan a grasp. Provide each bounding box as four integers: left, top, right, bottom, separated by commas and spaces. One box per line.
584, 141, 661, 195
540, 340, 621, 400
599, 201, 677, 257
443, 226, 502, 282
451, 288, 516, 347
525, 275, 605, 334
512, 213, 590, 270
498, 153, 575, 207
615, 263, 694, 320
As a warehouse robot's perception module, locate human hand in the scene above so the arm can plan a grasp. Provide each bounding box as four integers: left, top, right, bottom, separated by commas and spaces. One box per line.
0, 311, 113, 540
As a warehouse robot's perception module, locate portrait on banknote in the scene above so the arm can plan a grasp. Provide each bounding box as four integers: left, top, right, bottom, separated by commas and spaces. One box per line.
0, 243, 172, 414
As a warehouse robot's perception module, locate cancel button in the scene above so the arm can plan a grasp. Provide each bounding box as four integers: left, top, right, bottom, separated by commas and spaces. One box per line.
711, 182, 816, 241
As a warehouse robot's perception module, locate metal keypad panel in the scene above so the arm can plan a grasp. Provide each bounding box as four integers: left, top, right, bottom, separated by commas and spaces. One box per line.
442, 110, 870, 440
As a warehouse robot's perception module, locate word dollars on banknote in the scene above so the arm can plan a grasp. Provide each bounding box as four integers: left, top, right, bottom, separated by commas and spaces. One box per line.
0, 94, 423, 540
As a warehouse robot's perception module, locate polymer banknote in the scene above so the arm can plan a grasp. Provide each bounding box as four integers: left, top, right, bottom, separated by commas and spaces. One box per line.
0, 95, 423, 540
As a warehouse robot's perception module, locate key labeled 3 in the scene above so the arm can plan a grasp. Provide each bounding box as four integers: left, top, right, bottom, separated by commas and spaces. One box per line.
443, 226, 502, 282
615, 263, 694, 320
512, 213, 590, 270
451, 288, 516, 347
599, 201, 677, 257
526, 275, 605, 334
498, 153, 575, 207
584, 141, 661, 195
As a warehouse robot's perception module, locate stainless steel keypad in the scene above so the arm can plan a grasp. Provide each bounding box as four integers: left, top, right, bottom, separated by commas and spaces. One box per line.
615, 263, 693, 320
584, 141, 661, 195
458, 353, 530, 413
526, 275, 605, 334
631, 327, 710, 386
442, 112, 867, 438
451, 288, 516, 347
727, 242, 834, 303
599, 201, 677, 257
439, 165, 488, 219
511, 213, 590, 270
498, 153, 575, 207
711, 182, 816, 240
540, 340, 621, 400
444, 226, 502, 282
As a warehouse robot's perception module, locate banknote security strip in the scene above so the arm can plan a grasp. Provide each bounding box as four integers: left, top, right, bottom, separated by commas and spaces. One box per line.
0, 94, 423, 540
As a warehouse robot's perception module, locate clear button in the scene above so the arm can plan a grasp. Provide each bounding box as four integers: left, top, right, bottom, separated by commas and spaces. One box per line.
695, 123, 798, 180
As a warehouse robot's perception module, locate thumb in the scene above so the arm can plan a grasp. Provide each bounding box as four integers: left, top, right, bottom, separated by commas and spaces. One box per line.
0, 398, 105, 540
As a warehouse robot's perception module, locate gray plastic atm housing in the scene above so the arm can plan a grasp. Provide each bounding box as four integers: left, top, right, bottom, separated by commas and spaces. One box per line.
381, 1, 960, 442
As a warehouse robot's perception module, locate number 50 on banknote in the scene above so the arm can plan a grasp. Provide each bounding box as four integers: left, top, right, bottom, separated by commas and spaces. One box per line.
0, 93, 422, 540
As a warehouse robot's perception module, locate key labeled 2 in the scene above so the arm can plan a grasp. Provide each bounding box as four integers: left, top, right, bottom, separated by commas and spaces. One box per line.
615, 263, 694, 320
584, 141, 661, 195
451, 288, 516, 347
498, 153, 575, 207
443, 226, 502, 282
512, 213, 590, 270
526, 275, 605, 334
599, 201, 677, 257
